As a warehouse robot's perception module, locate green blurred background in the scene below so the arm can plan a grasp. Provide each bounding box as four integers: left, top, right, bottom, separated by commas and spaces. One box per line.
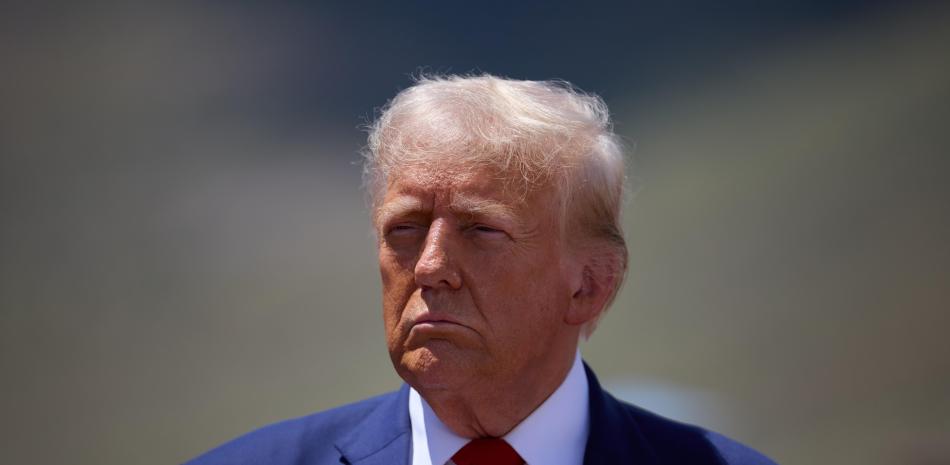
1, 2, 948, 464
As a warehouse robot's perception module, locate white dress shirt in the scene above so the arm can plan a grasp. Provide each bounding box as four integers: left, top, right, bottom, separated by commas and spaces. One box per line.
409, 351, 590, 465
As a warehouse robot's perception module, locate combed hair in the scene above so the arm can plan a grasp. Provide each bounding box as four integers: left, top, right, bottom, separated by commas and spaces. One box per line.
363, 74, 628, 335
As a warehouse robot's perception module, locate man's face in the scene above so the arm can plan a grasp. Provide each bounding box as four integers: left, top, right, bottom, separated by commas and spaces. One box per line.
375, 163, 578, 393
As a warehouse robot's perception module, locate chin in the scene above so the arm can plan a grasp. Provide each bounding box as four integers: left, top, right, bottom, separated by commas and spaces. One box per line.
394, 344, 473, 391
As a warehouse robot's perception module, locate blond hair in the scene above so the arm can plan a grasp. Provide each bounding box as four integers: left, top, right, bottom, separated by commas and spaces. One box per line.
363, 74, 627, 334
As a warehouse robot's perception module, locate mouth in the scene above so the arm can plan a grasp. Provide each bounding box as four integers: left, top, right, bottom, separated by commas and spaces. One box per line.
405, 313, 479, 350
411, 316, 465, 328
412, 322, 465, 334
408, 311, 474, 333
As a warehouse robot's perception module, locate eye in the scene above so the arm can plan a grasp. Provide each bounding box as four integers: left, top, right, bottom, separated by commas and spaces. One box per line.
385, 223, 426, 238
468, 224, 508, 238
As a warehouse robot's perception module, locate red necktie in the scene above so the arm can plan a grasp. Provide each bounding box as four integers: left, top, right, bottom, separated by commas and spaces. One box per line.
451, 438, 525, 465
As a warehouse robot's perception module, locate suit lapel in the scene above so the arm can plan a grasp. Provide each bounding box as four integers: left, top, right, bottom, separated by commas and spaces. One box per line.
332, 365, 658, 465
335, 384, 412, 465
582, 362, 660, 465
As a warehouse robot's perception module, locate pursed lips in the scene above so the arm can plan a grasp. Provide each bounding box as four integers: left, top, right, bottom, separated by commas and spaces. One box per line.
405, 312, 481, 350
411, 315, 466, 327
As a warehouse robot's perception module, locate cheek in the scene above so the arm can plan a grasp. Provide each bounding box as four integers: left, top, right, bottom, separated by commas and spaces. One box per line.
484, 260, 568, 329
379, 254, 417, 330
479, 269, 553, 309
379, 245, 420, 287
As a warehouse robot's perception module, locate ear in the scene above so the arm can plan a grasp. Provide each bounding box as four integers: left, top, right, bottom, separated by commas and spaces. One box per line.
564, 260, 616, 327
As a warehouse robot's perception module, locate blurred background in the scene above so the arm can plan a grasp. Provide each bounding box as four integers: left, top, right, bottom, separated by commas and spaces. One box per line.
1, 1, 948, 464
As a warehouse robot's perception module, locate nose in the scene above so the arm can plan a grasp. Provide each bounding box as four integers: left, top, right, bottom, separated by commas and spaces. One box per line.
414, 220, 462, 290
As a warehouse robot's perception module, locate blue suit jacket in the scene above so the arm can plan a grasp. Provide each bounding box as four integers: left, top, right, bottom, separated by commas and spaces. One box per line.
186, 364, 777, 464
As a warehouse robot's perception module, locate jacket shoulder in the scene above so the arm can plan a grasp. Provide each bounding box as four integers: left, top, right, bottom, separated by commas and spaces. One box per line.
614, 396, 777, 465
703, 430, 778, 465
183, 390, 399, 465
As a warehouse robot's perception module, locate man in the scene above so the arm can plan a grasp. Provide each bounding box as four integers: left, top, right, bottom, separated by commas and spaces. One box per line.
186, 74, 777, 465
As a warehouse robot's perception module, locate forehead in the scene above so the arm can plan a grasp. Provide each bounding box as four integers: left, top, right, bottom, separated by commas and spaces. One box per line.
387, 163, 510, 197
375, 163, 554, 222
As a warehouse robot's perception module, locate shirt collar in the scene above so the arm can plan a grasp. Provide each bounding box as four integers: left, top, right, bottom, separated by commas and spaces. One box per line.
409, 351, 590, 465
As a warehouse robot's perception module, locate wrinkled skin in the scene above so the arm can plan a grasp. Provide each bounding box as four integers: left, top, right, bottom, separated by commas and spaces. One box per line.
374, 164, 602, 437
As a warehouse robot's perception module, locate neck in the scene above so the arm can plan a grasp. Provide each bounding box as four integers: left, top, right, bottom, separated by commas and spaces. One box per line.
418, 344, 579, 438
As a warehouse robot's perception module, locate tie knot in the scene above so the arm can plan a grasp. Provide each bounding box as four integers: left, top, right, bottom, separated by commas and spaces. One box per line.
451, 438, 524, 465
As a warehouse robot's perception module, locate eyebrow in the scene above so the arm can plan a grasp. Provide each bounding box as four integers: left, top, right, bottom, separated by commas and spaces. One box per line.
448, 196, 519, 225
375, 196, 424, 226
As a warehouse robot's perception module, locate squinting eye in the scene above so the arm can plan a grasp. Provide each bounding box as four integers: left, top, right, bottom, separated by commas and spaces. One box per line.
469, 224, 507, 237
386, 224, 425, 237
